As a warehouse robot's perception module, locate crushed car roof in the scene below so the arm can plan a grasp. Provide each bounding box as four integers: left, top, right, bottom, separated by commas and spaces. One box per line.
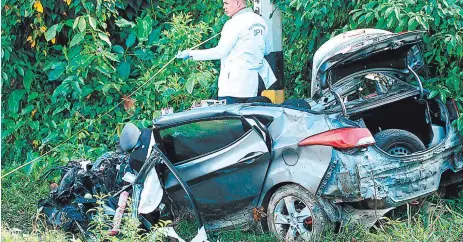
152, 103, 321, 128
153, 105, 247, 128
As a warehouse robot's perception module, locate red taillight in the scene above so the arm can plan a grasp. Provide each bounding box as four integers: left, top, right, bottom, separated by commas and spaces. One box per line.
298, 128, 375, 149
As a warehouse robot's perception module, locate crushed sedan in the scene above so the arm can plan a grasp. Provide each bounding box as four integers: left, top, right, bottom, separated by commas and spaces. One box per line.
39, 29, 463, 241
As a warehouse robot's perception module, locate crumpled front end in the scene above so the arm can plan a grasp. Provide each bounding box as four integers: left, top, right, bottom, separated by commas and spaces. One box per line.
38, 151, 131, 235
38, 143, 208, 241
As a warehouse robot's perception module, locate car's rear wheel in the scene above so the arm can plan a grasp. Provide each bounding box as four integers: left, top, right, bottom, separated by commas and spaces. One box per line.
267, 184, 331, 241
374, 129, 426, 155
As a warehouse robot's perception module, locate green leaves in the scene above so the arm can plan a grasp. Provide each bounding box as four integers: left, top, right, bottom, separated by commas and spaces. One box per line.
126, 32, 136, 48
78, 17, 87, 32
95, 62, 114, 77
148, 28, 162, 45
63, 119, 72, 138
134, 48, 154, 60
113, 45, 124, 54
73, 16, 80, 29
2, 0, 459, 176
69, 33, 85, 47
118, 61, 131, 80
136, 15, 153, 42
115, 18, 136, 28
456, 116, 463, 132
88, 16, 97, 30
47, 62, 66, 81
17, 66, 24, 76
8, 89, 26, 114
72, 16, 87, 32
98, 32, 111, 47
51, 76, 79, 102
185, 78, 195, 94
23, 69, 34, 93
408, 17, 419, 30
44, 24, 63, 41
24, 151, 40, 175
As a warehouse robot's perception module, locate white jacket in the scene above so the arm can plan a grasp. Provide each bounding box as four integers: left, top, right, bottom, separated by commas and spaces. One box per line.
190, 8, 277, 97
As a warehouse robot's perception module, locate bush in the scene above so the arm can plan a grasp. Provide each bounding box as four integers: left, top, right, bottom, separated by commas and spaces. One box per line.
1, 0, 223, 169
2, 0, 462, 173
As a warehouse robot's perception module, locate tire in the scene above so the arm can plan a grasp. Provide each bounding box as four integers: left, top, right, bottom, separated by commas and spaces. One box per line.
374, 129, 426, 155
267, 184, 332, 241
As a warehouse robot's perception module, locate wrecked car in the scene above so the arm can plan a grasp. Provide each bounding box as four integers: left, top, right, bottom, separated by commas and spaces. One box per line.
39, 29, 463, 241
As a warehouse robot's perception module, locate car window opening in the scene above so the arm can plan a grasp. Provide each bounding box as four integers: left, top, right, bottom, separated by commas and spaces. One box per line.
159, 118, 252, 164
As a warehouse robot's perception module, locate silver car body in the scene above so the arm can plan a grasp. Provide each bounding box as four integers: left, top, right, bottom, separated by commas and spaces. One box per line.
148, 29, 463, 230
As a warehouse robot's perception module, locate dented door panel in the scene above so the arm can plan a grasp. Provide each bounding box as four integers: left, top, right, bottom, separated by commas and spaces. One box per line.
164, 128, 271, 220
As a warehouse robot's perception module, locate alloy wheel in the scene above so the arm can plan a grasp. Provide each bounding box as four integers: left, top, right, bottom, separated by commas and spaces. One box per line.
273, 196, 313, 241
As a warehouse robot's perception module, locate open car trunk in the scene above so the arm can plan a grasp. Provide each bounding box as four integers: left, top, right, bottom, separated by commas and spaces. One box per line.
349, 94, 448, 149
321, 69, 448, 151
307, 29, 447, 151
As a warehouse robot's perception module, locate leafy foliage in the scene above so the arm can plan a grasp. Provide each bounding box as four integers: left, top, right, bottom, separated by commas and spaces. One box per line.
1, 0, 463, 172
1, 0, 223, 169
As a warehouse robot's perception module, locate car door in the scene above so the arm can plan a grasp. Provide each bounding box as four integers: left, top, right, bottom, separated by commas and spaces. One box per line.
158, 117, 271, 220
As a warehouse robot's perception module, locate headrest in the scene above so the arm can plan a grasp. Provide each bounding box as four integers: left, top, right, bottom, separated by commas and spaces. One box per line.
120, 123, 141, 152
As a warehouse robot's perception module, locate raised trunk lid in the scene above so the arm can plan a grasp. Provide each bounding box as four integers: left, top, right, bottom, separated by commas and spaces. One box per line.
311, 29, 426, 98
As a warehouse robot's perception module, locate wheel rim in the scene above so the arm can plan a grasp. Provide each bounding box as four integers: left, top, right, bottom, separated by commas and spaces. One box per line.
273, 196, 313, 241
387, 145, 413, 155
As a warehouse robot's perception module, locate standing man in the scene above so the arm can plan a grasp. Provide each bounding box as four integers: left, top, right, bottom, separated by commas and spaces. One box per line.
176, 0, 277, 104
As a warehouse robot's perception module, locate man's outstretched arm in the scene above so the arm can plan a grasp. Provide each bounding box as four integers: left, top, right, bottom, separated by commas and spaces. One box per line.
177, 22, 238, 61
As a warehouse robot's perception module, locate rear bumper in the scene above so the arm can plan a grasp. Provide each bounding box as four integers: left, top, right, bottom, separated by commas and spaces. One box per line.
320, 131, 463, 208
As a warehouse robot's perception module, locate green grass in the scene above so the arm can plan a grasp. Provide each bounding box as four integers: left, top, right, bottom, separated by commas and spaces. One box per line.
1, 172, 50, 232
173, 220, 278, 242
2, 171, 463, 241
